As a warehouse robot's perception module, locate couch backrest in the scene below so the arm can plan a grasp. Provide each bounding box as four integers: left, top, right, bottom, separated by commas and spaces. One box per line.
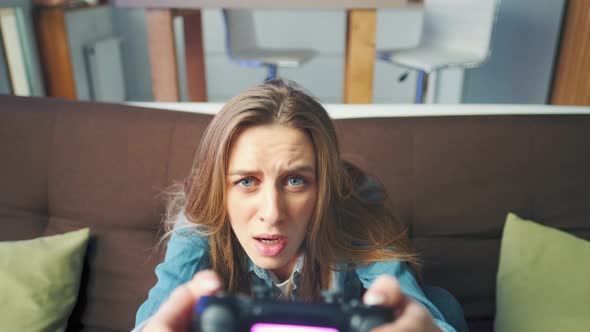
334, 115, 590, 323
2, 95, 589, 332
0, 96, 210, 331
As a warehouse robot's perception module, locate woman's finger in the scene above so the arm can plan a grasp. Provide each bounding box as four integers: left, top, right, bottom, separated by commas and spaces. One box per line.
363, 275, 407, 312
363, 275, 441, 332
373, 300, 439, 332
149, 270, 223, 331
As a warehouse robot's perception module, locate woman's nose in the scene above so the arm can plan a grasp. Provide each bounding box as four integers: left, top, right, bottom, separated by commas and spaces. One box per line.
258, 185, 282, 224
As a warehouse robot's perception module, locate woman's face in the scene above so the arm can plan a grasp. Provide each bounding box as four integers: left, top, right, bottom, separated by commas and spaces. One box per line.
226, 123, 317, 281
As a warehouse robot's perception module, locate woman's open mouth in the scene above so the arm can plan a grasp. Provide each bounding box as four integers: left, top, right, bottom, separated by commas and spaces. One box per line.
253, 235, 288, 256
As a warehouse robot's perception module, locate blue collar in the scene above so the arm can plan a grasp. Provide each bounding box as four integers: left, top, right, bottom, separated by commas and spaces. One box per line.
247, 254, 304, 285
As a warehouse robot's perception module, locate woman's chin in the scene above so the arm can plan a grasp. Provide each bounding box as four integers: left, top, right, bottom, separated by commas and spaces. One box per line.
248, 251, 298, 277
244, 241, 301, 277
251, 255, 288, 270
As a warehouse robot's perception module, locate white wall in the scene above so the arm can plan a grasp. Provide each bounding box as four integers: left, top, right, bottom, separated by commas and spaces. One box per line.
113, 8, 153, 101
65, 6, 117, 101
461, 0, 566, 104
0, 1, 564, 103
111, 2, 564, 104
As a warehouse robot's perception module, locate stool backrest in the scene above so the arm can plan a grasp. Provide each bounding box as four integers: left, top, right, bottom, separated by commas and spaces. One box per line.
421, 0, 499, 61
222, 9, 258, 57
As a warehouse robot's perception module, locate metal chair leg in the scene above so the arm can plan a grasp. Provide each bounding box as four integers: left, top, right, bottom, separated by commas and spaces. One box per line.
415, 70, 429, 104
265, 65, 278, 81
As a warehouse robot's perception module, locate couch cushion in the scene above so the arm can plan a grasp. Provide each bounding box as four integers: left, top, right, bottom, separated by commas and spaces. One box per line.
0, 228, 89, 331
495, 213, 590, 332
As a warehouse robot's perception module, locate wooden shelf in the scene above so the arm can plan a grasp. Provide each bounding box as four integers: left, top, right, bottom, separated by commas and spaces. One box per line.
34, 5, 77, 99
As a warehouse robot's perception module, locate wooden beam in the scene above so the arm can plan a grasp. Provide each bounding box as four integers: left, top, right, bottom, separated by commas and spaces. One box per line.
343, 9, 376, 104
176, 9, 207, 102
145, 9, 180, 102
550, 0, 590, 105
34, 6, 77, 99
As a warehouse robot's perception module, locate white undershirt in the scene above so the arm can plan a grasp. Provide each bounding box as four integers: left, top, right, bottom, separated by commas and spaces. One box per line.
268, 270, 294, 301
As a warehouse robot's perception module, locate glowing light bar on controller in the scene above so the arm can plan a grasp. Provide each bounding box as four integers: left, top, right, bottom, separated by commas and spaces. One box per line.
251, 323, 339, 332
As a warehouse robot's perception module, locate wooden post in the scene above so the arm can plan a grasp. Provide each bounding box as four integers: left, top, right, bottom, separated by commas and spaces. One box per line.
176, 9, 207, 102
145, 9, 180, 102
343, 9, 377, 104
35, 6, 77, 99
550, 0, 590, 105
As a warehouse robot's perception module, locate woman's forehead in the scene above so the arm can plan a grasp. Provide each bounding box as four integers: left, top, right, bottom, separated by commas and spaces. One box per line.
227, 124, 316, 171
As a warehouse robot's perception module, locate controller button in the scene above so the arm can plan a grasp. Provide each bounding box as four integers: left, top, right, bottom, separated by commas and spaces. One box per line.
199, 305, 235, 332
320, 290, 343, 304
252, 305, 263, 315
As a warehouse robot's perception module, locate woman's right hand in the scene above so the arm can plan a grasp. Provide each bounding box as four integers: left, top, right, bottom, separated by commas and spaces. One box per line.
363, 275, 443, 332
142, 270, 223, 332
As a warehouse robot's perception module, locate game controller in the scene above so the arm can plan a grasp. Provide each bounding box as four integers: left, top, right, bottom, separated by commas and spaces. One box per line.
191, 280, 394, 332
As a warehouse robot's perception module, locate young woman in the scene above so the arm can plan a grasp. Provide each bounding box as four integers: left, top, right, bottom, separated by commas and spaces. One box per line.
135, 80, 465, 332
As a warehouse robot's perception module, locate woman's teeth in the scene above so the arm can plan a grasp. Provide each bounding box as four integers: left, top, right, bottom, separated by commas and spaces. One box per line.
260, 239, 280, 245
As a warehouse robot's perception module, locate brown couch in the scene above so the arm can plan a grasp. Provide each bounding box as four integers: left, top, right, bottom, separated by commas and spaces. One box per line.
1, 95, 589, 332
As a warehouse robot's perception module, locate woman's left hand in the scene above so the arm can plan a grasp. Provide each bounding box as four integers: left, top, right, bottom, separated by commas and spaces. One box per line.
363, 275, 443, 332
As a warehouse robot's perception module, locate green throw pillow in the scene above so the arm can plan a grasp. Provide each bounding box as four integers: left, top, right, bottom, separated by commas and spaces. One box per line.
495, 213, 590, 332
0, 228, 90, 332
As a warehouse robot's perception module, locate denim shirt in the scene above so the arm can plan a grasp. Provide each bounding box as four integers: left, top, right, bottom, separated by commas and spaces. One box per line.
134, 214, 463, 332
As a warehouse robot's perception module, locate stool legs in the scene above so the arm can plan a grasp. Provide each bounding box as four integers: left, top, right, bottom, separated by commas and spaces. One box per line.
415, 70, 429, 103
265, 65, 278, 81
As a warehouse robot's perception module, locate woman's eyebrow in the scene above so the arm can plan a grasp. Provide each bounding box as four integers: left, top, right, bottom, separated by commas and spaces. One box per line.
227, 165, 315, 176
227, 169, 259, 176
287, 165, 315, 174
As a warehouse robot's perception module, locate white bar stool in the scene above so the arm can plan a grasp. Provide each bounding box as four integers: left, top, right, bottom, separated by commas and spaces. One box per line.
222, 9, 318, 81
377, 0, 500, 103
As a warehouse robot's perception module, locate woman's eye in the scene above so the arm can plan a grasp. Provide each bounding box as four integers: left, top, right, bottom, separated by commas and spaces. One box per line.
287, 176, 305, 187
237, 178, 254, 187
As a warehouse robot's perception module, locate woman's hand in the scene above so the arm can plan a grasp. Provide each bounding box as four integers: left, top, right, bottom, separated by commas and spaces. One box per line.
143, 270, 223, 332
363, 275, 443, 332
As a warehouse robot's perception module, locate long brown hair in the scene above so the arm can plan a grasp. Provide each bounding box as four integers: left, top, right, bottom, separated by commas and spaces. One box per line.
164, 79, 420, 301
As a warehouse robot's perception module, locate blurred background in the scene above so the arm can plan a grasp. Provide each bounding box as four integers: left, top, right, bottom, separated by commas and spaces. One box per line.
0, 0, 587, 105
